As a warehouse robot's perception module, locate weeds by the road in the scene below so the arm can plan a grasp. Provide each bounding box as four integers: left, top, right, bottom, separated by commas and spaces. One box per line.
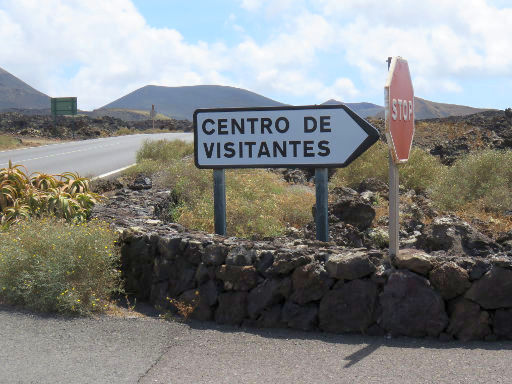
0, 218, 122, 315
127, 139, 315, 238
0, 135, 22, 150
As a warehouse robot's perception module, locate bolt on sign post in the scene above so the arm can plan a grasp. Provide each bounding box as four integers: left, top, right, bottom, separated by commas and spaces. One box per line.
193, 105, 380, 239
51, 97, 78, 138
384, 56, 415, 257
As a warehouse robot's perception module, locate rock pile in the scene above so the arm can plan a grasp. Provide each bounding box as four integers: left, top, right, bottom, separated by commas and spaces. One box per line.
0, 112, 192, 140
119, 226, 512, 341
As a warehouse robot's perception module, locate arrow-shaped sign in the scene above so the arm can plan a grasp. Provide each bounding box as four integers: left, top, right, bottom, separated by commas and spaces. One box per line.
194, 105, 380, 169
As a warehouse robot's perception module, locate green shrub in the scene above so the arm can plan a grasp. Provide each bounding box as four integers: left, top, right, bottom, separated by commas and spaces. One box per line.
136, 139, 194, 163
0, 218, 122, 315
0, 162, 101, 225
161, 160, 315, 238
431, 149, 512, 212
330, 140, 444, 192
0, 135, 22, 150
128, 139, 315, 238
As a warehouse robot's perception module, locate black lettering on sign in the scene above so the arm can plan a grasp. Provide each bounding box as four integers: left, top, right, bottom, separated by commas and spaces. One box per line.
261, 118, 272, 134
318, 140, 330, 157
275, 117, 289, 133
289, 141, 301, 157
224, 142, 235, 158
304, 117, 317, 133
320, 116, 331, 132
218, 119, 228, 135
303, 140, 315, 157
216, 142, 221, 158
202, 119, 215, 135
273, 141, 286, 157
239, 142, 244, 158
245, 141, 256, 157
247, 118, 258, 134
203, 142, 214, 158
232, 119, 244, 134
257, 142, 271, 158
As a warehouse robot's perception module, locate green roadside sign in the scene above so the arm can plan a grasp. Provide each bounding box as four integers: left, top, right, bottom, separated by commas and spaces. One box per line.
51, 97, 77, 116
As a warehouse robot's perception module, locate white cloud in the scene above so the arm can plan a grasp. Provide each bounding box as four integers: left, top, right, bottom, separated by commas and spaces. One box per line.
0, 0, 510, 110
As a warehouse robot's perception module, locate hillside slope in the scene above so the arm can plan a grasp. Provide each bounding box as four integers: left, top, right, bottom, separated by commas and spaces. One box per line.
0, 67, 50, 110
100, 85, 285, 120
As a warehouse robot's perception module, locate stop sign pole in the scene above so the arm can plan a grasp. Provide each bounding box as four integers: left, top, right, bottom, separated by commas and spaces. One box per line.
385, 56, 415, 258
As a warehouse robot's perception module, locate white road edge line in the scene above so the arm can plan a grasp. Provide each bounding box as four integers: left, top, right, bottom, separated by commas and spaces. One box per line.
92, 163, 137, 180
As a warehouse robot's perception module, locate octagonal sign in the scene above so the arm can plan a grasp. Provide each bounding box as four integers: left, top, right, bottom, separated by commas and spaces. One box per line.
385, 57, 414, 163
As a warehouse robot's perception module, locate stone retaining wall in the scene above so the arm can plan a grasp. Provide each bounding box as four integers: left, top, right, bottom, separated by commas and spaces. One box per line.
120, 226, 512, 341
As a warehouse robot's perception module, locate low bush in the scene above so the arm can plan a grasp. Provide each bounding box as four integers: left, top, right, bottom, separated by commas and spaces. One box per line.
0, 135, 22, 150
131, 140, 315, 238
0, 218, 122, 315
136, 139, 194, 163
431, 149, 512, 212
0, 162, 100, 225
330, 140, 444, 192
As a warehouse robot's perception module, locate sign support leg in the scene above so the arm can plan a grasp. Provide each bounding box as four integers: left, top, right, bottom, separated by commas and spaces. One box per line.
388, 154, 399, 258
315, 168, 329, 242
213, 168, 226, 236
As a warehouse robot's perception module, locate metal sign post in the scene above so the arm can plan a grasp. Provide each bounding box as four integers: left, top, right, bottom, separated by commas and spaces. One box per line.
213, 169, 226, 235
193, 105, 380, 239
385, 56, 415, 258
315, 168, 329, 242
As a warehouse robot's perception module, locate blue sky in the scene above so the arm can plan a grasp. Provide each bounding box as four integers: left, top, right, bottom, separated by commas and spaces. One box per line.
0, 0, 510, 111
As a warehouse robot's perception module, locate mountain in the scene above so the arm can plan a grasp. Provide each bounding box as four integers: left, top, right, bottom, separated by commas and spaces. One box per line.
321, 99, 383, 118
325, 97, 490, 120
0, 67, 50, 110
100, 85, 285, 120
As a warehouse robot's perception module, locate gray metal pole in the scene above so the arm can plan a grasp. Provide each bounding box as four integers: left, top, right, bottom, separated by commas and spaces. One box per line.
213, 169, 227, 236
315, 168, 329, 242
388, 155, 399, 257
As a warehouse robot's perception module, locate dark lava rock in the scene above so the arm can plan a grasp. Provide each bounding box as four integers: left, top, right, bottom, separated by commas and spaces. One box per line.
215, 292, 247, 325
290, 262, 333, 304
167, 257, 197, 298
281, 301, 318, 331
128, 175, 152, 190
319, 279, 378, 333
380, 270, 448, 337
247, 277, 291, 319
255, 305, 286, 328
465, 267, 512, 309
178, 280, 219, 321
447, 298, 491, 341
325, 251, 376, 280
494, 309, 512, 339
202, 244, 228, 266
357, 178, 389, 195
225, 245, 257, 266
429, 262, 471, 300
327, 187, 376, 230
392, 248, 435, 276
267, 251, 312, 275
215, 265, 258, 291
415, 216, 501, 257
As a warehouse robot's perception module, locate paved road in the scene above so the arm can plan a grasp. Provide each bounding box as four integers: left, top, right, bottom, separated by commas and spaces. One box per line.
0, 133, 193, 177
1, 307, 512, 384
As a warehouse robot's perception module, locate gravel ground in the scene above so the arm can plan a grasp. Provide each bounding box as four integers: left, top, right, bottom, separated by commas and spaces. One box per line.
1, 306, 512, 384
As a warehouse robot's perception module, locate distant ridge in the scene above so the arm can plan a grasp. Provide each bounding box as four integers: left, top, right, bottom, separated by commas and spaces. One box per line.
325, 97, 490, 120
0, 67, 50, 110
100, 85, 285, 120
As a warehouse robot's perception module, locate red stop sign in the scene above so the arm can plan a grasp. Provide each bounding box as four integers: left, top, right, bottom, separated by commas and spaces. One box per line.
385, 57, 414, 163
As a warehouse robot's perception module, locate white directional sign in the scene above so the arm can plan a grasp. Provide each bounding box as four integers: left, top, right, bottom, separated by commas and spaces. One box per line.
194, 105, 379, 168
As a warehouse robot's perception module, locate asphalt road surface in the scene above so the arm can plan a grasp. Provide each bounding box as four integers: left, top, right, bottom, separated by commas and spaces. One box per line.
1, 307, 512, 384
0, 133, 193, 177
